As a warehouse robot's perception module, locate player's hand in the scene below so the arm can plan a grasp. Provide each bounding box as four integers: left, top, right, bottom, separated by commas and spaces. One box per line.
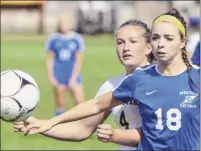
13, 116, 37, 133
96, 124, 115, 143
24, 118, 56, 135
13, 121, 26, 132
49, 76, 57, 86
68, 78, 77, 89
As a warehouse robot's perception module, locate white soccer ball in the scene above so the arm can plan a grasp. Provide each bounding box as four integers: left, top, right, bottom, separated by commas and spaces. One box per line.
1, 70, 40, 122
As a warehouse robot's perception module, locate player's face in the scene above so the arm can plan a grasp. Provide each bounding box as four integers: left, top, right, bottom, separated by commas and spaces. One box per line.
151, 22, 186, 63
59, 18, 71, 34
116, 25, 151, 68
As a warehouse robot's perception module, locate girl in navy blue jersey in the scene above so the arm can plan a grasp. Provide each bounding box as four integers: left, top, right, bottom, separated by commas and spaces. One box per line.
19, 9, 200, 150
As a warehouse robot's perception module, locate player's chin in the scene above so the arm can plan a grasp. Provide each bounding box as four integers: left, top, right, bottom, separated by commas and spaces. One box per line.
122, 59, 137, 67
156, 56, 170, 63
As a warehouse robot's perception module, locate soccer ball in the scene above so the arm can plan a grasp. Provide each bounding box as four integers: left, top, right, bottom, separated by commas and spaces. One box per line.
1, 70, 40, 122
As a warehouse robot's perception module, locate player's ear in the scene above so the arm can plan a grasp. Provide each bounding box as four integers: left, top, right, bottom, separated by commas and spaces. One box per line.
145, 44, 152, 55
180, 38, 187, 50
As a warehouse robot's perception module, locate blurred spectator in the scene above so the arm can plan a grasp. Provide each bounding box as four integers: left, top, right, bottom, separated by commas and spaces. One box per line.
45, 15, 85, 116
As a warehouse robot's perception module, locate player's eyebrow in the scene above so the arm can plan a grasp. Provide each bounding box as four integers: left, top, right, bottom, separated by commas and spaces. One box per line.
152, 33, 174, 37
117, 36, 139, 41
116, 37, 123, 40
129, 36, 140, 40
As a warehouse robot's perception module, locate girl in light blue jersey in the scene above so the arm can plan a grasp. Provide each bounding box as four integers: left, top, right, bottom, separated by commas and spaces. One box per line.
21, 9, 200, 150
45, 15, 85, 115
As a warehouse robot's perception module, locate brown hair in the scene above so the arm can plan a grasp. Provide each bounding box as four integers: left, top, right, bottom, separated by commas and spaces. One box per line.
116, 19, 155, 63
153, 8, 199, 90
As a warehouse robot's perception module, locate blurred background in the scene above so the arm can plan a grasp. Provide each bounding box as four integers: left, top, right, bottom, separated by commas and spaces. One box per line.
1, 0, 200, 150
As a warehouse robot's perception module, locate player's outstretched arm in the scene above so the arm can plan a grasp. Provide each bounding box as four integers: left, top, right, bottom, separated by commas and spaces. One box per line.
24, 92, 121, 135
14, 110, 111, 141
96, 124, 141, 147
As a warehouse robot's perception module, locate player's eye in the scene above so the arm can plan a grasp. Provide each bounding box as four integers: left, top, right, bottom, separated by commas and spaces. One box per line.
117, 41, 123, 45
130, 40, 137, 44
166, 37, 173, 41
151, 36, 158, 41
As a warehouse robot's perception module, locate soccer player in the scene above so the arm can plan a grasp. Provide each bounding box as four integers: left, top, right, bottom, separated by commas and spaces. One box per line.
16, 8, 200, 150
45, 15, 85, 115
14, 19, 154, 150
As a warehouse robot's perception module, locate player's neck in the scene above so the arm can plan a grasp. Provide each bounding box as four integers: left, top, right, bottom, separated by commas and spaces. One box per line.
126, 66, 136, 75
157, 54, 186, 76
126, 60, 150, 75
62, 31, 73, 37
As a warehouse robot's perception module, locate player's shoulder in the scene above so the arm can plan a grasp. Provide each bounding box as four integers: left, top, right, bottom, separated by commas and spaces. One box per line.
71, 31, 84, 40
95, 74, 126, 97
47, 32, 61, 41
191, 64, 200, 74
101, 74, 126, 90
135, 64, 156, 75
107, 74, 126, 86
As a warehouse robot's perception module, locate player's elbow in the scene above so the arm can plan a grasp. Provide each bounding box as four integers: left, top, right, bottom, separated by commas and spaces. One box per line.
73, 130, 92, 142
94, 99, 105, 114
63, 123, 94, 142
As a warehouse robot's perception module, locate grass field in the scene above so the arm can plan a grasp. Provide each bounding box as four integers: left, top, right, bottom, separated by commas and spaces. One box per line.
1, 34, 125, 150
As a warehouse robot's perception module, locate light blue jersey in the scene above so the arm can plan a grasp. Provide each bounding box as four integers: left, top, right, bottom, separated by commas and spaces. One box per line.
113, 64, 200, 150
45, 31, 85, 85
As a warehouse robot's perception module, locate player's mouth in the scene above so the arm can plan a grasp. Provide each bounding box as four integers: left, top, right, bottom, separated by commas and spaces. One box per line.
122, 54, 132, 60
157, 51, 166, 56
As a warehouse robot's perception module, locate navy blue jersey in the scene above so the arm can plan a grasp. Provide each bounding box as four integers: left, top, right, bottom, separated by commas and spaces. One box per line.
113, 64, 200, 150
45, 32, 85, 84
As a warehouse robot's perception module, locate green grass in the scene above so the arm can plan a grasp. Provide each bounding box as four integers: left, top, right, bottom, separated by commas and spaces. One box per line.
1, 34, 125, 150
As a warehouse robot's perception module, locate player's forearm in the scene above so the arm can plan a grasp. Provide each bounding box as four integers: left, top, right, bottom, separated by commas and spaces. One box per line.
50, 99, 102, 125
111, 128, 141, 147
41, 121, 92, 142
50, 92, 119, 126
46, 58, 54, 78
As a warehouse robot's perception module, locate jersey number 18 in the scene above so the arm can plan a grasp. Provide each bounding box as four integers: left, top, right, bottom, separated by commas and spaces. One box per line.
155, 108, 181, 131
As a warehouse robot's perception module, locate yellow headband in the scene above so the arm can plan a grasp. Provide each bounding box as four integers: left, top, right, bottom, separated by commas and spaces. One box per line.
153, 15, 185, 36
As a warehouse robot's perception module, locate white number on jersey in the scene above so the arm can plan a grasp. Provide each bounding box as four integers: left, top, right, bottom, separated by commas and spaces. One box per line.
155, 108, 181, 131
59, 49, 71, 61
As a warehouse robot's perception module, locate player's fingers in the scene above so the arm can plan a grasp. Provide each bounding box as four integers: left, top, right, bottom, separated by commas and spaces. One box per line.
21, 127, 27, 132
14, 128, 20, 132
13, 121, 24, 125
26, 122, 39, 131
13, 124, 25, 129
24, 127, 38, 136
96, 132, 111, 140
98, 138, 110, 143
98, 124, 112, 130
96, 128, 112, 136
24, 123, 38, 135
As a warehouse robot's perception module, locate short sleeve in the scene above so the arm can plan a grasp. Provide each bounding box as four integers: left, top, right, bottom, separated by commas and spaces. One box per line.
45, 33, 57, 52
95, 81, 114, 112
112, 74, 140, 103
95, 81, 113, 98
